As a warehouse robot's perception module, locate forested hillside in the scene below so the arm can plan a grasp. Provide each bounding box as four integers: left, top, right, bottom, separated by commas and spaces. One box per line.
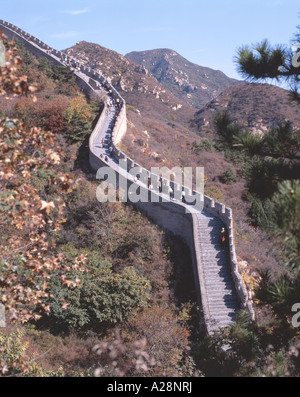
0, 35, 199, 377
0, 32, 299, 378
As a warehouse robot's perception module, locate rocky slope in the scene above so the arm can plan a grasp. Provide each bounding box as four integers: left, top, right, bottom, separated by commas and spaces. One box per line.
190, 82, 300, 135
64, 41, 195, 125
125, 48, 244, 109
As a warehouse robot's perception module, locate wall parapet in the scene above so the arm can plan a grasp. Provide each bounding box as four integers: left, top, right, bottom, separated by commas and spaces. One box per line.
0, 20, 255, 331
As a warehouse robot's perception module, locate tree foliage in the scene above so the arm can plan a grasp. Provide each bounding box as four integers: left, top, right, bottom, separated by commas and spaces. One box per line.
0, 328, 66, 377
235, 26, 300, 99
64, 96, 93, 142
233, 22, 300, 350
0, 33, 37, 98
48, 251, 151, 331
219, 167, 238, 185
0, 37, 82, 323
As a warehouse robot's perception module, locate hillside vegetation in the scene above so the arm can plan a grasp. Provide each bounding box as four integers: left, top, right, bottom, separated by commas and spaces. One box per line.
0, 36, 200, 377
0, 32, 299, 377
191, 82, 300, 136
66, 38, 300, 376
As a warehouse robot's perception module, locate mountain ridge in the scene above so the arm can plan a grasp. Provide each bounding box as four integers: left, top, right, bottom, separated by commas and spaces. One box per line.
125, 48, 244, 109
190, 82, 300, 136
64, 41, 195, 124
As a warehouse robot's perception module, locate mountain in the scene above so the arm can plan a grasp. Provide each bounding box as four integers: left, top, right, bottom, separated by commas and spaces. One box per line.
125, 48, 244, 109
64, 41, 196, 125
64, 41, 204, 176
190, 82, 300, 135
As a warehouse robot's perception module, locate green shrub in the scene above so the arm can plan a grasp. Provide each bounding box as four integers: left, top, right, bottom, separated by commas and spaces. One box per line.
196, 130, 206, 138
224, 147, 250, 165
192, 138, 215, 153
249, 180, 300, 270
219, 168, 238, 184
233, 130, 263, 155
248, 194, 276, 228
52, 65, 77, 85
205, 186, 224, 202
263, 122, 300, 159
0, 329, 64, 376
241, 156, 283, 199
255, 269, 300, 319
66, 114, 91, 142
48, 249, 151, 331
37, 58, 53, 78
64, 96, 93, 142
214, 111, 243, 145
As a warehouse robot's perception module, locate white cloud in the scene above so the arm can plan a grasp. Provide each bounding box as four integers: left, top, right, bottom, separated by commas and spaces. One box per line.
61, 8, 89, 16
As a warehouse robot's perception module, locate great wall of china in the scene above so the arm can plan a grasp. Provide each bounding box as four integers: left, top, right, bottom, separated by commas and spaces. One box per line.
0, 20, 255, 334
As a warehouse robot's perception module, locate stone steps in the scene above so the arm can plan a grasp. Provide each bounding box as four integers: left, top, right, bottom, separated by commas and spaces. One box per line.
196, 211, 239, 329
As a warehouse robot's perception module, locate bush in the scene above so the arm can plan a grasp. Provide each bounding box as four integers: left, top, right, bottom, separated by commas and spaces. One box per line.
241, 156, 283, 199
48, 250, 151, 331
127, 305, 193, 376
219, 167, 238, 184
214, 111, 243, 145
224, 147, 250, 165
194, 310, 259, 376
249, 180, 300, 270
52, 65, 77, 86
247, 194, 275, 228
66, 114, 92, 142
233, 130, 263, 155
0, 329, 63, 376
255, 269, 300, 320
64, 96, 92, 142
37, 58, 53, 78
15, 96, 69, 131
263, 122, 300, 159
205, 186, 224, 202
192, 139, 215, 153
214, 112, 265, 156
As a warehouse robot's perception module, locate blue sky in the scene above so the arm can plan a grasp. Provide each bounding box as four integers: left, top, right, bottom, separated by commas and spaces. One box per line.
1, 0, 299, 80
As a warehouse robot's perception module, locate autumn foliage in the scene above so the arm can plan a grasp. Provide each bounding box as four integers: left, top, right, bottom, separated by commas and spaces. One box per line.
0, 37, 153, 331
0, 35, 200, 377
0, 107, 82, 323
0, 33, 37, 99
15, 96, 69, 132
0, 36, 83, 323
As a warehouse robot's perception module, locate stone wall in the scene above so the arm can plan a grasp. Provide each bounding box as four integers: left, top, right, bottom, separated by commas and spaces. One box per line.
0, 20, 255, 332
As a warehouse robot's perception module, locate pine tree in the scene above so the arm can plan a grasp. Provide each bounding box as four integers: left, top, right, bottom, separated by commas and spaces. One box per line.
235, 24, 300, 99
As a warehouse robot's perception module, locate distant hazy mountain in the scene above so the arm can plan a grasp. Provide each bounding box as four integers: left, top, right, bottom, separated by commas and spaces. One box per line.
125, 48, 244, 109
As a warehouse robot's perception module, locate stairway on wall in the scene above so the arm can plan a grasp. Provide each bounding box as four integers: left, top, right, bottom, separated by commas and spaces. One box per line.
196, 211, 239, 331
